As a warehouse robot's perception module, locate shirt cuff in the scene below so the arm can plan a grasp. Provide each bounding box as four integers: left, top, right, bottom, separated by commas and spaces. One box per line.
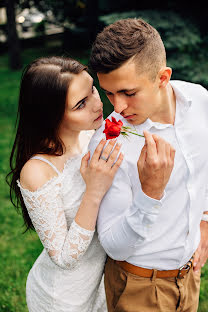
134, 187, 166, 215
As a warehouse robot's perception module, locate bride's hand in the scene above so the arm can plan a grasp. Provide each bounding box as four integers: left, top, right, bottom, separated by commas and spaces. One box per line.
80, 139, 123, 199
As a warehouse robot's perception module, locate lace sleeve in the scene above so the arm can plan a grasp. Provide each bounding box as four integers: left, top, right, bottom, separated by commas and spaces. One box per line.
17, 179, 95, 270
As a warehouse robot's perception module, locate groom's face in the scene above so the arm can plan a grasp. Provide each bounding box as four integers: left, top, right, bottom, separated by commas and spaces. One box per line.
97, 59, 162, 125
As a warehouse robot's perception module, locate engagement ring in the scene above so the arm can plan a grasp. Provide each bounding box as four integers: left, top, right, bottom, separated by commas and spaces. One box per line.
100, 155, 108, 161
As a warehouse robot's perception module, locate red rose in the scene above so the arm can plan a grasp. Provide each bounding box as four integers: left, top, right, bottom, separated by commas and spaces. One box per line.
103, 117, 123, 140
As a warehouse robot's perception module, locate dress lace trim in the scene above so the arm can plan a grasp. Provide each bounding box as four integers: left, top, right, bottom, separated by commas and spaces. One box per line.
17, 152, 95, 270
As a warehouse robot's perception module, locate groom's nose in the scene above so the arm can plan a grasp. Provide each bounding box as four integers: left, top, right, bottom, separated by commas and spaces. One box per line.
113, 95, 128, 114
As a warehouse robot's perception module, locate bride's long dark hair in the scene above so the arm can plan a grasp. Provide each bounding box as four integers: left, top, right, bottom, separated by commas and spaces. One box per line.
6, 56, 87, 232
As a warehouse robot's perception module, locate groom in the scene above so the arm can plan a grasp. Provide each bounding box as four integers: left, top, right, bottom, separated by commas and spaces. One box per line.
88, 18, 208, 311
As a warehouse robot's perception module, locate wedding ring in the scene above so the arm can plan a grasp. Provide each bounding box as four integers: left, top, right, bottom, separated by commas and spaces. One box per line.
100, 155, 108, 161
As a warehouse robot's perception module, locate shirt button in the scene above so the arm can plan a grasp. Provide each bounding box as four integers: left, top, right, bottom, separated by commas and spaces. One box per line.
154, 205, 160, 209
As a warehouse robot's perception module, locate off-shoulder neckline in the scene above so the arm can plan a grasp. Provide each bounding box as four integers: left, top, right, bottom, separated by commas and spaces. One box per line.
17, 130, 93, 194
17, 150, 85, 194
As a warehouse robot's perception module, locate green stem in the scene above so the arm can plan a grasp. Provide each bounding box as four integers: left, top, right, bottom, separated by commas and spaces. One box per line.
128, 132, 144, 137
121, 126, 144, 138
125, 129, 144, 137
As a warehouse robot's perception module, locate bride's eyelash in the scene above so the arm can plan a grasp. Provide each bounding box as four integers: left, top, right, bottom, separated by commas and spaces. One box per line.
77, 100, 86, 110
77, 85, 95, 110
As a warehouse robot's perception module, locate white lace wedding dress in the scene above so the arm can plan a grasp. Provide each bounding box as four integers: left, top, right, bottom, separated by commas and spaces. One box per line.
17, 133, 107, 312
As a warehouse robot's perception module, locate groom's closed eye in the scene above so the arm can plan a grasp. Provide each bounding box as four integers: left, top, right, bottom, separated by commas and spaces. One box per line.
124, 92, 136, 97
105, 91, 113, 96
100, 86, 138, 96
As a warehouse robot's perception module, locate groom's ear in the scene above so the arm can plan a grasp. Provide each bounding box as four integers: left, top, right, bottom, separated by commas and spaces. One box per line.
158, 67, 172, 88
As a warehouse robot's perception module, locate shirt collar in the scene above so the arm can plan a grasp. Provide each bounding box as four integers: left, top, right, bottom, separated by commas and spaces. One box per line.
170, 81, 192, 114
170, 81, 192, 127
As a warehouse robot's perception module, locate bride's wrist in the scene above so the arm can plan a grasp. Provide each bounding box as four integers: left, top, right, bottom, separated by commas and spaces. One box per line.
84, 189, 103, 205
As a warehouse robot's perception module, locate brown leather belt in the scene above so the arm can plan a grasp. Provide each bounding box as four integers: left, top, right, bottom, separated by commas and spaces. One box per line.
116, 257, 193, 279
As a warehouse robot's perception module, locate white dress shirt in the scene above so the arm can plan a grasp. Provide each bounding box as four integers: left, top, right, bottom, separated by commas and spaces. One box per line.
89, 80, 208, 270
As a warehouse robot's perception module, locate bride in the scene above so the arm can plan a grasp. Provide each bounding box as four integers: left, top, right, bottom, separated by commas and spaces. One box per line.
7, 56, 123, 311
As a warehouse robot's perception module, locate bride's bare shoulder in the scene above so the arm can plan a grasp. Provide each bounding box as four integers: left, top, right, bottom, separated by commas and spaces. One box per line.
20, 157, 58, 192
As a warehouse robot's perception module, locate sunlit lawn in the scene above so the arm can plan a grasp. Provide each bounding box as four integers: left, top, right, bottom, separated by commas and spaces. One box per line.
0, 40, 207, 311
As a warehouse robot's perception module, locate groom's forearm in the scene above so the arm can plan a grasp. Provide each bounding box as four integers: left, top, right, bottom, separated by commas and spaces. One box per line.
98, 217, 139, 260
98, 187, 165, 260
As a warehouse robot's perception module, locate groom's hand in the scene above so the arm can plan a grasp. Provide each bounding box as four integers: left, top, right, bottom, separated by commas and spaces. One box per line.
137, 131, 175, 200
193, 218, 208, 273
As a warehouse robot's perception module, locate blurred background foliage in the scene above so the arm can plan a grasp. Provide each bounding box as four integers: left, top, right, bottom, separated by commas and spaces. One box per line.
0, 0, 208, 311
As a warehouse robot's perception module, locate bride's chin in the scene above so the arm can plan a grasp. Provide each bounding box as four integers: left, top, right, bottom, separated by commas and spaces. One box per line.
94, 118, 103, 130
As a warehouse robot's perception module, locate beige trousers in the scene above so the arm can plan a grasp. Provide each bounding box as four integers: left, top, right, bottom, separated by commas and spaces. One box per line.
104, 257, 201, 312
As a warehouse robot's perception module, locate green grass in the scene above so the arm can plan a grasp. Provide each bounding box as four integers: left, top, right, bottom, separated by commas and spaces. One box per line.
0, 39, 208, 311
0, 117, 42, 311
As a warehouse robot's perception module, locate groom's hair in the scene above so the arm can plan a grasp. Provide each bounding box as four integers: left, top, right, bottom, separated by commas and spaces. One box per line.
89, 18, 166, 80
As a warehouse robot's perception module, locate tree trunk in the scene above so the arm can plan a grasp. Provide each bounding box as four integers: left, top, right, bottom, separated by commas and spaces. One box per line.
6, 0, 22, 70
86, 0, 99, 44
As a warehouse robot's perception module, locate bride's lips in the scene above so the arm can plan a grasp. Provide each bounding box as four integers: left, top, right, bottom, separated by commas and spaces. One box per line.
94, 113, 103, 121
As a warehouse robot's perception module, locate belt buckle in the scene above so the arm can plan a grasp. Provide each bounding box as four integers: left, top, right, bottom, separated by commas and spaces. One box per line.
177, 258, 193, 279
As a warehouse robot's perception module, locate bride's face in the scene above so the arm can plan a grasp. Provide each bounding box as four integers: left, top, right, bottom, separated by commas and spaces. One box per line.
61, 70, 103, 132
